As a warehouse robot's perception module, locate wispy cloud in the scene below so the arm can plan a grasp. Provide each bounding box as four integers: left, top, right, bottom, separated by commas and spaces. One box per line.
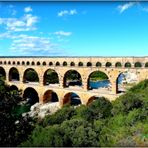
10, 35, 65, 55
117, 2, 137, 13
0, 14, 39, 32
54, 30, 72, 36
24, 6, 32, 13
58, 9, 77, 17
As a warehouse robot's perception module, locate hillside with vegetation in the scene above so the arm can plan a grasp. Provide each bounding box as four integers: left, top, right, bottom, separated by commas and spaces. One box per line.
0, 78, 147, 146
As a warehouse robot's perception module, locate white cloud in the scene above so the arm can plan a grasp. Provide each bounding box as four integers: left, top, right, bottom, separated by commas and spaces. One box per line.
10, 34, 63, 55
54, 30, 72, 36
0, 14, 39, 32
58, 9, 77, 17
118, 2, 136, 13
24, 6, 32, 13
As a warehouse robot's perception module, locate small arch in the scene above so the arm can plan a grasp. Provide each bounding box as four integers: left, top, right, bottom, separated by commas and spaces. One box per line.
4, 61, 7, 65
0, 61, 2, 65
63, 70, 82, 88
87, 70, 110, 90
87, 62, 92, 67
23, 68, 39, 83
9, 67, 20, 81
43, 69, 59, 85
13, 61, 16, 65
9, 85, 18, 91
63, 61, 67, 66
96, 62, 102, 67
17, 61, 20, 65
63, 92, 81, 106
125, 62, 131, 68
115, 62, 122, 67
70, 62, 75, 66
42, 61, 46, 66
43, 90, 59, 103
37, 61, 40, 66
23, 87, 39, 105
106, 62, 112, 67
134, 62, 142, 68
56, 62, 60, 66
8, 61, 11, 65
78, 62, 83, 67
0, 67, 6, 80
145, 62, 148, 67
31, 61, 35, 65
49, 62, 53, 66
26, 61, 30, 65
22, 61, 25, 65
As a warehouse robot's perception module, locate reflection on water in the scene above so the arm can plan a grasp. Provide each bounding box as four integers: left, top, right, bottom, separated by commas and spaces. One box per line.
89, 80, 110, 89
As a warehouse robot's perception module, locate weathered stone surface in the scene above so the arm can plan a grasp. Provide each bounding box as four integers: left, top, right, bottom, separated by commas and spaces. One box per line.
0, 56, 148, 106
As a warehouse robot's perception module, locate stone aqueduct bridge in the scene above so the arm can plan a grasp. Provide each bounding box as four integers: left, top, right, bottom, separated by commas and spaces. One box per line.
1, 56, 148, 106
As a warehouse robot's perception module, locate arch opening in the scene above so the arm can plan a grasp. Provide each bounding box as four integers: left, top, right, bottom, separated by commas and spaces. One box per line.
43, 90, 59, 103
87, 96, 99, 105
63, 92, 81, 106
43, 69, 59, 86
135, 62, 142, 68
125, 62, 131, 68
87, 71, 111, 92
23, 87, 39, 105
23, 68, 39, 84
9, 67, 20, 81
96, 62, 102, 67
116, 71, 138, 93
63, 70, 82, 88
0, 67, 6, 80
78, 62, 83, 67
10, 85, 18, 91
106, 62, 112, 67
115, 62, 122, 67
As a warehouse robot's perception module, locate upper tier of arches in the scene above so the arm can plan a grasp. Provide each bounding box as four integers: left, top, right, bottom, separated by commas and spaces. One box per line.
0, 60, 147, 68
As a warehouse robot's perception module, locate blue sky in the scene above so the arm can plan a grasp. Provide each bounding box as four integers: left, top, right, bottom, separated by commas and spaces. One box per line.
0, 2, 148, 56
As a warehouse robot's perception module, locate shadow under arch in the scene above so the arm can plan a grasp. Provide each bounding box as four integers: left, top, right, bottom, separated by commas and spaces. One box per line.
23, 68, 39, 83
9, 85, 19, 91
0, 67, 6, 80
86, 96, 99, 105
43, 90, 59, 103
63, 92, 82, 106
9, 67, 20, 81
23, 87, 39, 105
43, 69, 59, 85
87, 70, 111, 90
63, 70, 82, 88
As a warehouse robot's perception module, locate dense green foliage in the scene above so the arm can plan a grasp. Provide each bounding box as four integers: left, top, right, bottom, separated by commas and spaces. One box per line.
21, 80, 148, 147
0, 78, 148, 147
0, 79, 34, 146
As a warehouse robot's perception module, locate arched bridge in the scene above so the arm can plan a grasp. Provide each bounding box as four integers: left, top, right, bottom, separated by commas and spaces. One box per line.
1, 56, 148, 106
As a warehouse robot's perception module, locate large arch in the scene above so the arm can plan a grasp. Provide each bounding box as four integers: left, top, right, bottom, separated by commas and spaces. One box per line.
9, 67, 20, 81
43, 69, 59, 85
0, 67, 6, 80
23, 87, 39, 105
23, 68, 39, 83
63, 70, 82, 88
116, 71, 138, 93
86, 96, 99, 105
43, 90, 59, 103
87, 70, 111, 90
63, 92, 82, 106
